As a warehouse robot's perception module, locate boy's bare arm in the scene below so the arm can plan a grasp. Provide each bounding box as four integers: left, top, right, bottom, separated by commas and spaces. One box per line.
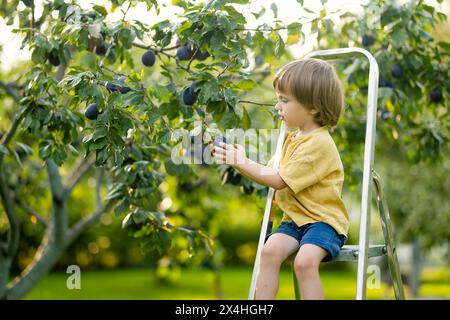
234, 157, 287, 190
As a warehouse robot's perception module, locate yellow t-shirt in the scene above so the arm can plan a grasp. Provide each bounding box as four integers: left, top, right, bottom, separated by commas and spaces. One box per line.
267, 125, 349, 236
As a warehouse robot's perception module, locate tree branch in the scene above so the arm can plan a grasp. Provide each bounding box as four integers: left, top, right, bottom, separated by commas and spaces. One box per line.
94, 168, 103, 211
0, 81, 21, 102
64, 155, 96, 196
0, 81, 24, 161
13, 195, 48, 227
122, 0, 132, 22
237, 100, 275, 106
132, 41, 193, 74
46, 160, 68, 243
0, 171, 20, 258
66, 199, 115, 245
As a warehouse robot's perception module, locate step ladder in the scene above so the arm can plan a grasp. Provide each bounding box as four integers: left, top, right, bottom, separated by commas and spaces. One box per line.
248, 47, 405, 300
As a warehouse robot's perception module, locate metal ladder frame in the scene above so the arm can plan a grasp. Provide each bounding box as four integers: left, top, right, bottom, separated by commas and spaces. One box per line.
248, 47, 405, 300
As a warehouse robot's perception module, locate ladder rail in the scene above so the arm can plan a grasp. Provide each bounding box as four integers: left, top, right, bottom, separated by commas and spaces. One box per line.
248, 122, 287, 300
372, 170, 406, 300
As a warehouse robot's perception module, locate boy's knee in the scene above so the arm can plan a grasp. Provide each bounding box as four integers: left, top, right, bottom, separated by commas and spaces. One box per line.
294, 255, 320, 276
260, 244, 284, 265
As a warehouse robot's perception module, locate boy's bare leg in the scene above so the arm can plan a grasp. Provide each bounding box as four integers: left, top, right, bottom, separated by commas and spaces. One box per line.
255, 233, 300, 300
294, 243, 328, 300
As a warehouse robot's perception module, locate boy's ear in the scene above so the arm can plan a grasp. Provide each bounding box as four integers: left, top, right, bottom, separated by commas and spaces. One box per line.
309, 108, 319, 115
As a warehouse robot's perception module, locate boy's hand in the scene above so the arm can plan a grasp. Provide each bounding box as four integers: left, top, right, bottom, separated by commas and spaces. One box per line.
210, 142, 247, 166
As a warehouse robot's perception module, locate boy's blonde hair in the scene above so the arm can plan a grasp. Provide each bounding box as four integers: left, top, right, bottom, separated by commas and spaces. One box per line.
272, 58, 344, 128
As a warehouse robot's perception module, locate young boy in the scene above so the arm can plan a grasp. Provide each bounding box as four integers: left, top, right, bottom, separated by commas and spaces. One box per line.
211, 58, 349, 300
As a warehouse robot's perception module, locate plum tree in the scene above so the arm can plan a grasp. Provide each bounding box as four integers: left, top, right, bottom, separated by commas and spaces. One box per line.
142, 50, 156, 67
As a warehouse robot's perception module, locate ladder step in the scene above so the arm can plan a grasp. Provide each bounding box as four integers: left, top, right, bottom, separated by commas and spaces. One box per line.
286, 244, 387, 262
334, 244, 387, 262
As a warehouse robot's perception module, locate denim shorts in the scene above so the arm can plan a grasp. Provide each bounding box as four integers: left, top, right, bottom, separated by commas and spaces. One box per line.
265, 220, 347, 262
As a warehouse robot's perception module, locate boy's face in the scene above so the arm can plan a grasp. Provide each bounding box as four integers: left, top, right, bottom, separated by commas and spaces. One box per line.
275, 90, 318, 129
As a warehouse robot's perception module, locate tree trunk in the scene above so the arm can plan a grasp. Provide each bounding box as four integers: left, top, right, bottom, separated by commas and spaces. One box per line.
4, 200, 113, 299
5, 229, 64, 299
0, 249, 13, 299
212, 270, 224, 300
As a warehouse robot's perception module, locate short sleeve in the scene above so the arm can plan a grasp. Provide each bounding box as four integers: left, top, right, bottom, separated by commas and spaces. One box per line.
277, 139, 336, 194
278, 152, 318, 194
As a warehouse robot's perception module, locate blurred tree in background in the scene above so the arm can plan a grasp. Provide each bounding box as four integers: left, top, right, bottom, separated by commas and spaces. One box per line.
0, 0, 448, 299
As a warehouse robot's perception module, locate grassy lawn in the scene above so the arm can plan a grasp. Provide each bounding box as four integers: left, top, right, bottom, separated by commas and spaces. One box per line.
24, 266, 449, 300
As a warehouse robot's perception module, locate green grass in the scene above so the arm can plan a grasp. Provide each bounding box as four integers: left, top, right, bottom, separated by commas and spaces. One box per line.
24, 266, 449, 300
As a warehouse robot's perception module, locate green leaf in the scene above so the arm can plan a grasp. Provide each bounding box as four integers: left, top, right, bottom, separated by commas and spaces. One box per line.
114, 198, 130, 216
92, 5, 107, 16
39, 144, 51, 160
287, 22, 302, 35
274, 34, 285, 57
150, 83, 172, 103
236, 79, 257, 91
119, 27, 135, 49
437, 41, 450, 53
164, 158, 192, 177
114, 149, 125, 166
157, 229, 172, 253
224, 5, 246, 24
68, 144, 79, 156
92, 126, 108, 142
133, 210, 148, 224
82, 133, 93, 144
148, 211, 164, 225
88, 23, 102, 38
219, 110, 238, 128
251, 7, 265, 19
391, 30, 408, 48
270, 3, 278, 18
11, 149, 23, 167
0, 145, 9, 155
15, 142, 33, 155
122, 212, 134, 229
241, 106, 251, 129
106, 183, 126, 200
32, 47, 47, 64
158, 128, 172, 144
96, 147, 109, 165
